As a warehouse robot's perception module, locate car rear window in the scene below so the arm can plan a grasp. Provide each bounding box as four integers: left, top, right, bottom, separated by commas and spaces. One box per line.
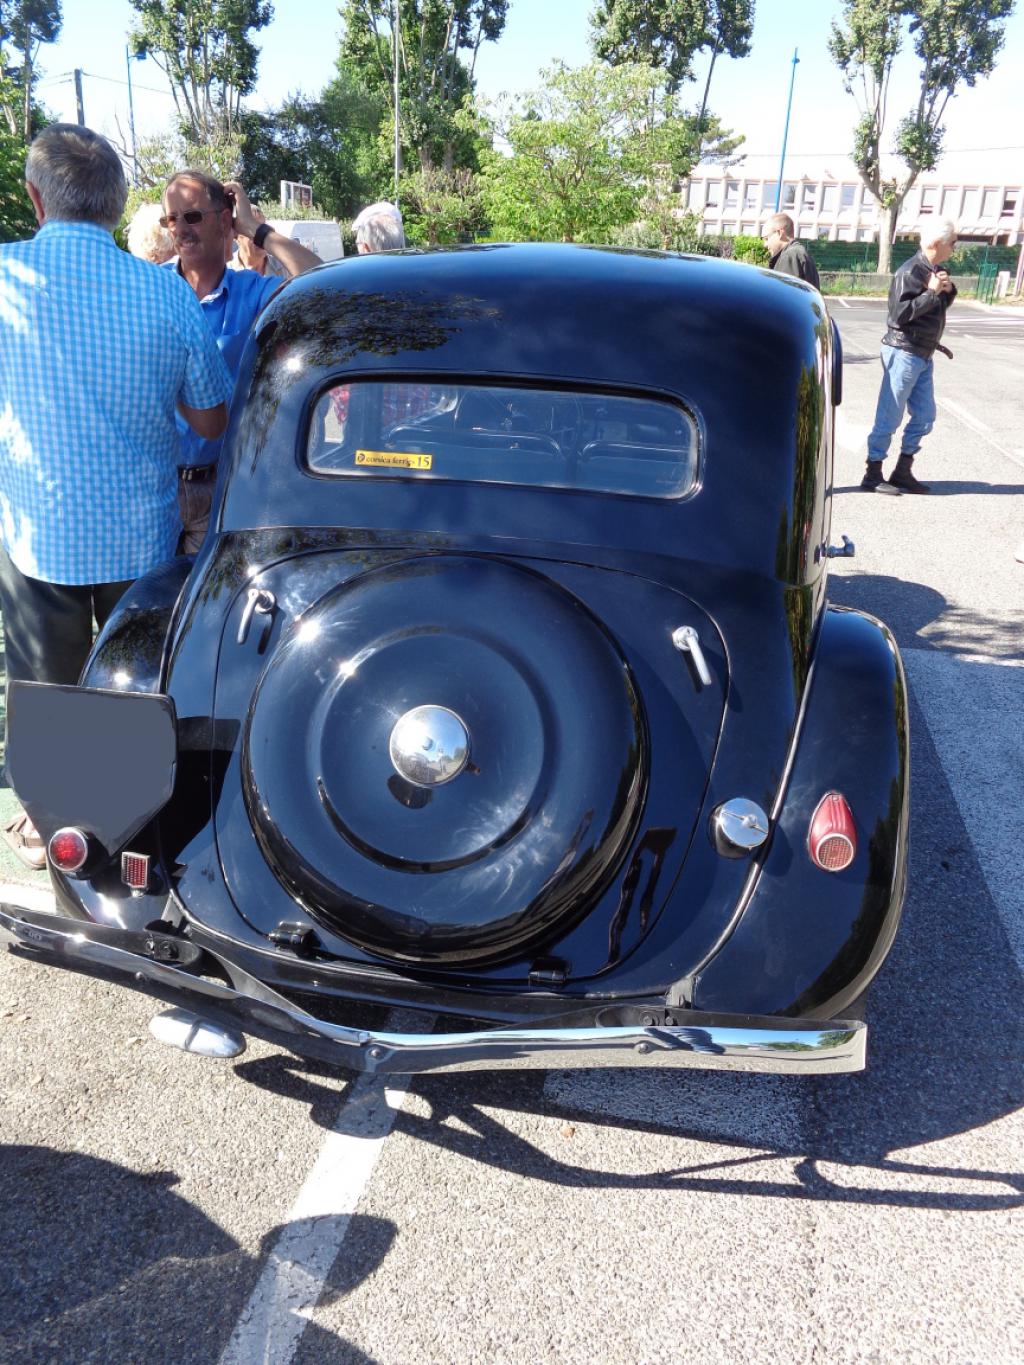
306, 381, 698, 499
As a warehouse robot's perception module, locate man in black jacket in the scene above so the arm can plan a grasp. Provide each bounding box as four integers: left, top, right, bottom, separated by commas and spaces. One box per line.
762, 213, 820, 288
862, 220, 958, 494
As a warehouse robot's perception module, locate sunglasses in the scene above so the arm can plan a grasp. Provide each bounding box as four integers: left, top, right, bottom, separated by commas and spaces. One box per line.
159, 206, 230, 229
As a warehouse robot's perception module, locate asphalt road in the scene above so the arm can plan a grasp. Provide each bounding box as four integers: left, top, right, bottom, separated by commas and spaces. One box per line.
1, 297, 1022, 1365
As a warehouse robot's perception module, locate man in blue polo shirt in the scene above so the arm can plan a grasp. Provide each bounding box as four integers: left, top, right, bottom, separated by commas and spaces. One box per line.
0, 125, 229, 867
160, 172, 321, 551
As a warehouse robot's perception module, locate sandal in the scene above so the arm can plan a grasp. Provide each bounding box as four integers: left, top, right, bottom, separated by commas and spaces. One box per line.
2, 811, 47, 871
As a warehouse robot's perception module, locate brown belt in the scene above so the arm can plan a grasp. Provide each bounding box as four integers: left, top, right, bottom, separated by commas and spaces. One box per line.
178, 463, 217, 483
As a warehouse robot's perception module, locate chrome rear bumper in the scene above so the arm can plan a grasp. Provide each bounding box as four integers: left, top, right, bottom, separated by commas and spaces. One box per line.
0, 900, 866, 1075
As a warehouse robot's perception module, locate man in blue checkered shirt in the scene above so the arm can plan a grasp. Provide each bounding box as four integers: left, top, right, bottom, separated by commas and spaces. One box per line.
0, 124, 230, 867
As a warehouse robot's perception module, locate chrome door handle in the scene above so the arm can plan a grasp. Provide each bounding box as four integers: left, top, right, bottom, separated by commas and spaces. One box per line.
237, 587, 276, 646
672, 625, 713, 687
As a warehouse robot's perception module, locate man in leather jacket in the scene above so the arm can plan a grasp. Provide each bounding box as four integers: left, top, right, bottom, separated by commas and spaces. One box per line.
762, 213, 820, 288
862, 220, 958, 494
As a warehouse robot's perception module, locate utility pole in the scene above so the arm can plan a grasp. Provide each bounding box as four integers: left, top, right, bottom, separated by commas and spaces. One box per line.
774, 49, 799, 213
73, 68, 85, 126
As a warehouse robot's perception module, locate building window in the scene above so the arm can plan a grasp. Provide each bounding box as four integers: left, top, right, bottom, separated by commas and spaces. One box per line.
706, 181, 721, 208
801, 183, 817, 211
821, 185, 837, 214
981, 188, 1001, 218
942, 187, 961, 217
782, 182, 797, 209
1001, 190, 1019, 217
840, 184, 856, 211
816, 227, 831, 239
744, 184, 759, 210
724, 180, 739, 208
920, 187, 937, 214
857, 228, 874, 242
762, 182, 778, 209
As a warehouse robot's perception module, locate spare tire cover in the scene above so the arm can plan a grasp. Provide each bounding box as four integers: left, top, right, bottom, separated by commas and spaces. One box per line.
243, 555, 647, 964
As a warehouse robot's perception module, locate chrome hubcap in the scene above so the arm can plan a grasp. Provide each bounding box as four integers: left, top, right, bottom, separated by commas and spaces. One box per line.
389, 705, 470, 787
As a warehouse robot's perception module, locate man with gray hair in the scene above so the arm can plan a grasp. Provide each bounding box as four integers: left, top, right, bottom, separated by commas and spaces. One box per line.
862, 218, 958, 495
352, 201, 405, 253
0, 124, 229, 867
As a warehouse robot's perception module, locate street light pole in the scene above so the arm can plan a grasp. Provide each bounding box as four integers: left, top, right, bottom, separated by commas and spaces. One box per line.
392, 0, 401, 206
774, 48, 799, 213
126, 46, 138, 186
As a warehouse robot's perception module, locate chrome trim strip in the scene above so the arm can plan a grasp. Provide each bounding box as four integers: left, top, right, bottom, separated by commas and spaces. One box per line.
0, 902, 866, 1075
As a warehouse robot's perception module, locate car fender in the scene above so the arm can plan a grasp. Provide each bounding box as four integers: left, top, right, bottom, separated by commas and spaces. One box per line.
82, 557, 193, 693
692, 606, 909, 1018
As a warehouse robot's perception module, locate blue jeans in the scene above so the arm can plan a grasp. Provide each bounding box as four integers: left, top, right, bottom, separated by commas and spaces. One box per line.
867, 345, 935, 462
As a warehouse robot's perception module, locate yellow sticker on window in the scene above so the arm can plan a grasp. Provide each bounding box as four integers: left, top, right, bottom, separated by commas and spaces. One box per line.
355, 450, 433, 470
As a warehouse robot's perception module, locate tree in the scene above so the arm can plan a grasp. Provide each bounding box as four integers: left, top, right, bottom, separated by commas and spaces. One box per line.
239, 70, 387, 220
591, 0, 753, 97
0, 0, 62, 139
339, 0, 507, 173
399, 164, 485, 243
0, 120, 34, 239
129, 0, 272, 147
829, 0, 1015, 274
481, 62, 736, 244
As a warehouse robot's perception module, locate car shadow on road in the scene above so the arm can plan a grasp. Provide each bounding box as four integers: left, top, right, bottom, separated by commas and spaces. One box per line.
237, 703, 1024, 1216
235, 627, 1024, 1216
1, 1145, 394, 1364
828, 570, 1024, 661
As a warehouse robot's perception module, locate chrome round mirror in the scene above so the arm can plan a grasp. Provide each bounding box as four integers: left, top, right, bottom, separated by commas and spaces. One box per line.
389, 705, 470, 787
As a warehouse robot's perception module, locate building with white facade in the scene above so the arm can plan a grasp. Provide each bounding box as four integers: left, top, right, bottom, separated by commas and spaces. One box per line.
683, 163, 1024, 245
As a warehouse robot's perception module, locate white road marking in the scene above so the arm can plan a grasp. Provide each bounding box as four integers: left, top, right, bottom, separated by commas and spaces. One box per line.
835, 297, 851, 308
220, 1012, 425, 1365
937, 395, 990, 431
934, 396, 1024, 473
903, 649, 1024, 978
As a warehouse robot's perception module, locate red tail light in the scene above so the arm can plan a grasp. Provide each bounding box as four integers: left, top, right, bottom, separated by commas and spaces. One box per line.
47, 827, 90, 874
807, 792, 857, 872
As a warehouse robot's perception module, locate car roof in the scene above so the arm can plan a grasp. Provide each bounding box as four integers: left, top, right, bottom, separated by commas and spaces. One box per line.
223, 243, 833, 585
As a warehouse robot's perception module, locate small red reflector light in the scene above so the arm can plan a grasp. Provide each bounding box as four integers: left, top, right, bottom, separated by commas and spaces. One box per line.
807, 792, 857, 873
121, 851, 150, 891
47, 827, 89, 874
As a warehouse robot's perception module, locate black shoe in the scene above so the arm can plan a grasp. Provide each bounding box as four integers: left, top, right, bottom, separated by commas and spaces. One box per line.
861, 461, 901, 494
888, 453, 931, 494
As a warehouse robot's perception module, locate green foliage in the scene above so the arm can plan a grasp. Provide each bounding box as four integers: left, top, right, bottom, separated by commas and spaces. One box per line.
0, 122, 33, 239
339, 0, 507, 173
129, 0, 273, 143
591, 0, 753, 94
399, 165, 485, 244
482, 62, 740, 244
239, 67, 387, 221
732, 232, 767, 264
609, 209, 713, 253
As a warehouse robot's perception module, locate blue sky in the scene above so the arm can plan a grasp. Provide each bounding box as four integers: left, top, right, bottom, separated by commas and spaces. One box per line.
35, 0, 1024, 183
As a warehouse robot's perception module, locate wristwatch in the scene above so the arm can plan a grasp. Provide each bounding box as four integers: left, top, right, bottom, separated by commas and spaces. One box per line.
252, 222, 273, 250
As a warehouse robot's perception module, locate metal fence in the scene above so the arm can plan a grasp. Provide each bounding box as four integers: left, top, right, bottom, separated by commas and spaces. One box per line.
976, 262, 999, 305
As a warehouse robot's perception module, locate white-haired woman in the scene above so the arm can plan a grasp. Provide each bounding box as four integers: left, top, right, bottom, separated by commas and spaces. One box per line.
126, 200, 175, 265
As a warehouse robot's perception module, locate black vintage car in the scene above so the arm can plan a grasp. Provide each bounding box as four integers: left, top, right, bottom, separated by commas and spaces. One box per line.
0, 244, 908, 1077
